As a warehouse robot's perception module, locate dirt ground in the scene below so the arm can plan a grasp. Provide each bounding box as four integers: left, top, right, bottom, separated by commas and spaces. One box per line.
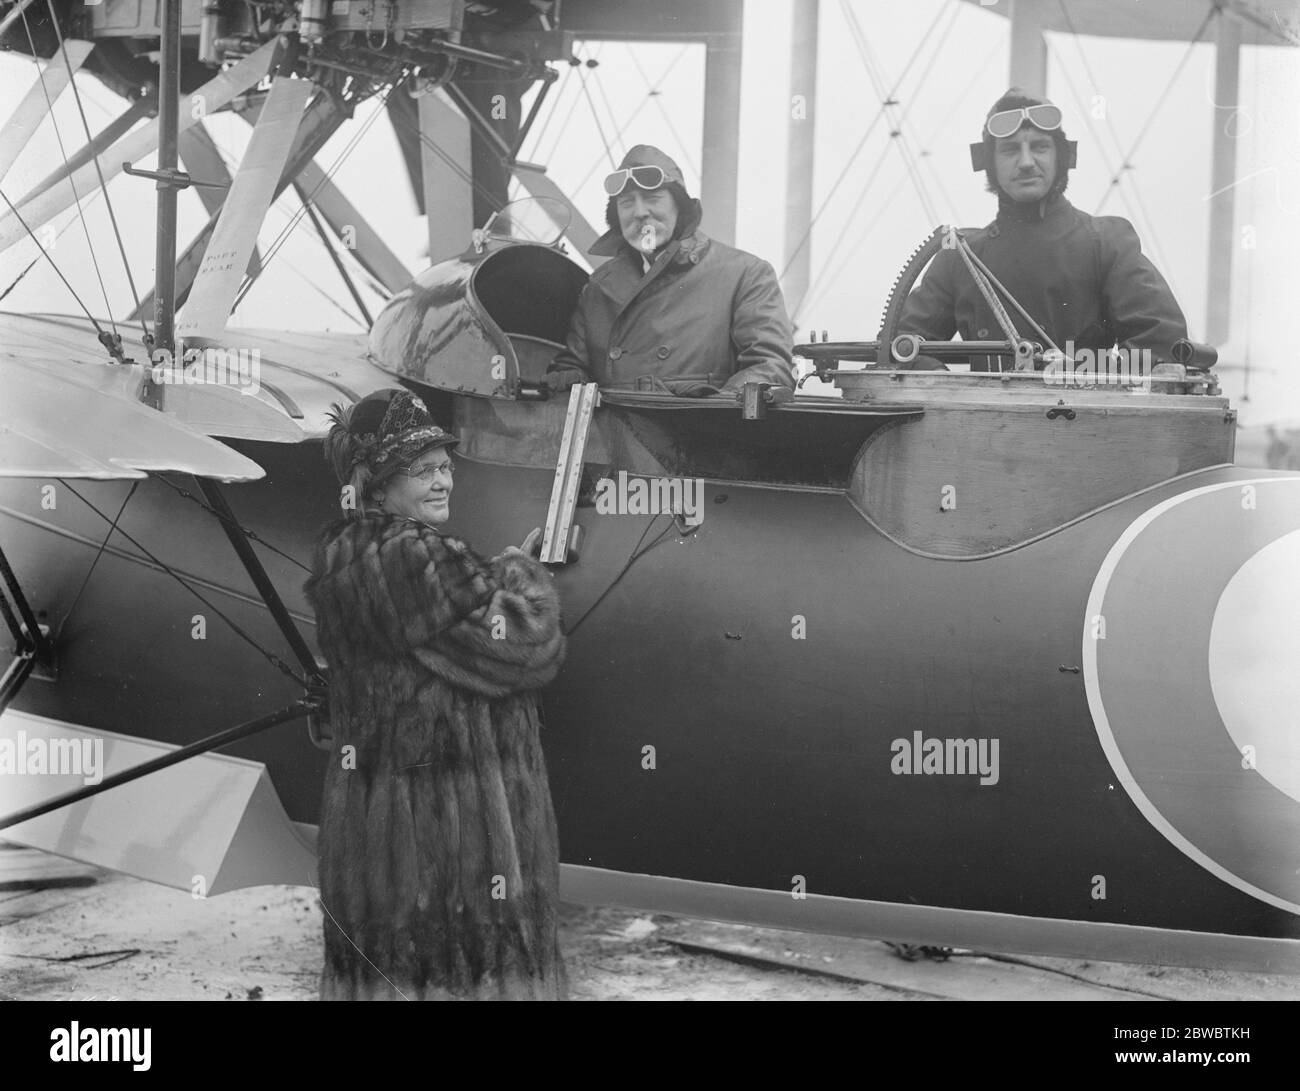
2, 858, 1298, 1001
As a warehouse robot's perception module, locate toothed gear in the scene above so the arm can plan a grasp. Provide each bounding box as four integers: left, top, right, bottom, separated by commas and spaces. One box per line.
877, 226, 947, 365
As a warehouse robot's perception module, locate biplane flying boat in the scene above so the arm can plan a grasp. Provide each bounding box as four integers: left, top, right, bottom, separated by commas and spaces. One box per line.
0, 0, 1298, 974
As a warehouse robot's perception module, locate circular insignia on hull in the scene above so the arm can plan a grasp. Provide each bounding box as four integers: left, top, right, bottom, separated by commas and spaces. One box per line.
1084, 477, 1300, 916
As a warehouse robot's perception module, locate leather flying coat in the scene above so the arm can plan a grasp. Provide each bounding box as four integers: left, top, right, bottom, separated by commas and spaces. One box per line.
895, 197, 1188, 364
554, 219, 795, 395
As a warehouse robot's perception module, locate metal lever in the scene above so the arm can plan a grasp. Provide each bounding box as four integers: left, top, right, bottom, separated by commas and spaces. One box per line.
122, 161, 227, 191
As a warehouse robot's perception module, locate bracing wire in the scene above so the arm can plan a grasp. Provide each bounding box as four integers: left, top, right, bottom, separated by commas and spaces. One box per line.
574, 43, 617, 170
798, 31, 992, 325
1045, 37, 1183, 303
536, 62, 589, 165
839, 0, 946, 226
568, 45, 692, 197
1093, 3, 1218, 214
232, 84, 397, 312
385, 90, 509, 219
0, 187, 111, 340
522, 55, 575, 159
18, 7, 116, 335
796, 0, 962, 321
624, 46, 701, 178
1240, 50, 1259, 399
0, 183, 107, 301
60, 480, 308, 688
155, 473, 313, 574
779, 0, 952, 283
43, 0, 148, 337
586, 45, 629, 166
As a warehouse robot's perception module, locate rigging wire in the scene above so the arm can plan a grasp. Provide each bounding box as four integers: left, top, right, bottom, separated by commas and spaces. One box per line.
59, 480, 308, 688
563, 514, 685, 637
56, 480, 139, 639
43, 0, 148, 336
779, 0, 952, 283
1054, 0, 1132, 169
624, 46, 701, 179
522, 53, 575, 160
839, 0, 944, 226
798, 168, 913, 325
586, 45, 629, 166
1094, 3, 1218, 214
385, 91, 509, 220
285, 251, 368, 328
155, 474, 313, 575
574, 43, 617, 170
1240, 50, 1259, 400
18, 7, 116, 336
1044, 38, 1182, 302
0, 88, 120, 302
798, 50, 987, 323
568, 45, 692, 198
796, 1, 963, 321
0, 187, 112, 341
536, 59, 590, 165
233, 84, 398, 313
197, 119, 385, 322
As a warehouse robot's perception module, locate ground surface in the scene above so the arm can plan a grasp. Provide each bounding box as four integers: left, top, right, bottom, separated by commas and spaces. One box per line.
2, 849, 1297, 1001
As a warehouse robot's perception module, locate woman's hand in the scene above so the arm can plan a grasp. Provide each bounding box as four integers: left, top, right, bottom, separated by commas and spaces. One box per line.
502, 527, 543, 559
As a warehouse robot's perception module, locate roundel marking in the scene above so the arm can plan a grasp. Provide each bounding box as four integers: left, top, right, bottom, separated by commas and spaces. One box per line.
1209, 528, 1300, 805
1084, 477, 1300, 916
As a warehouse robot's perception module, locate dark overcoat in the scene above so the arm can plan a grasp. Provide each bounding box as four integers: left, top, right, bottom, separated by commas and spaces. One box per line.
895, 196, 1188, 365
553, 207, 795, 394
304, 512, 566, 1000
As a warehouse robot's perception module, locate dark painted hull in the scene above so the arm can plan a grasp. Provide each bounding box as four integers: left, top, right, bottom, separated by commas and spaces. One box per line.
2, 416, 1297, 949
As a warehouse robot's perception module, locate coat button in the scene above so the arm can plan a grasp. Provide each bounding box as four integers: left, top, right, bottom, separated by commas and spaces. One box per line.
977, 328, 989, 338
656, 346, 671, 359
609, 347, 623, 360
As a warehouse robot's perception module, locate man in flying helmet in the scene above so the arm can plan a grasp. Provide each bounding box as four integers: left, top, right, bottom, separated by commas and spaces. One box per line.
547, 143, 794, 396
892, 89, 1188, 370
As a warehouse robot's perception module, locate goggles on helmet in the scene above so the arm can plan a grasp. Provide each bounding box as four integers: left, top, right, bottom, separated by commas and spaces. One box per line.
985, 104, 1063, 140
603, 164, 669, 197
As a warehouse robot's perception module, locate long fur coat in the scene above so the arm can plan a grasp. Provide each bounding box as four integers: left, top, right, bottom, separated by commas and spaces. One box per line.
304, 513, 567, 1000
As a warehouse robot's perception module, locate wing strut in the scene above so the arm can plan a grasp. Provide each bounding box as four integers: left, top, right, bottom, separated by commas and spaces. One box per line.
0, 476, 330, 829
0, 701, 314, 832
176, 76, 314, 342
191, 478, 323, 685
0, 543, 54, 713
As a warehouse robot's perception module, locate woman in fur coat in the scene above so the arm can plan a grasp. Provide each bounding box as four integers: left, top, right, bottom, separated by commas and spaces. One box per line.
305, 388, 567, 1000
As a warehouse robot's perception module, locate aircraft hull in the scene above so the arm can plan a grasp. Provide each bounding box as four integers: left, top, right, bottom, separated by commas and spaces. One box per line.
2, 421, 1298, 963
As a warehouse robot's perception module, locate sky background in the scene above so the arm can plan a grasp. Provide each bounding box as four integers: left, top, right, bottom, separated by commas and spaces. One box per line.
1, 0, 1298, 425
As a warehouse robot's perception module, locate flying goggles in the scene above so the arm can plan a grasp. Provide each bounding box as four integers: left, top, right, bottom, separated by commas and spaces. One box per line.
604, 165, 669, 197
984, 104, 1063, 139
970, 103, 1077, 172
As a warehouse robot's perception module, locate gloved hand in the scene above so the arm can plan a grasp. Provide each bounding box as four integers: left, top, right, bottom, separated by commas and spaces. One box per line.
544, 367, 588, 393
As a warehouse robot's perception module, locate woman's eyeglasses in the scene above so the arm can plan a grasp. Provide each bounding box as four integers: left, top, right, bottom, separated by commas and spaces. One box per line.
603, 164, 668, 197
985, 104, 1062, 140
397, 459, 455, 483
